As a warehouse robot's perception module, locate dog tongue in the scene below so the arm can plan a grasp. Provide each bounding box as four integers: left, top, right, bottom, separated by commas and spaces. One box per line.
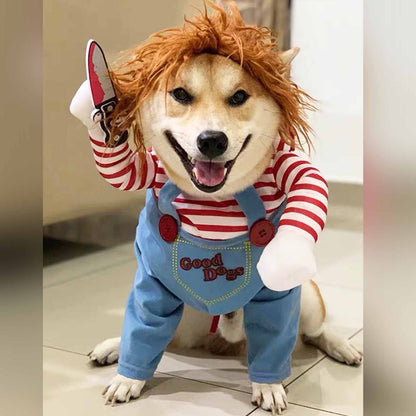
193, 161, 226, 187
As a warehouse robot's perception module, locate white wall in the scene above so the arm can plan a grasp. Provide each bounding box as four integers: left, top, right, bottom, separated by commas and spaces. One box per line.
43, 0, 190, 224
291, 0, 363, 184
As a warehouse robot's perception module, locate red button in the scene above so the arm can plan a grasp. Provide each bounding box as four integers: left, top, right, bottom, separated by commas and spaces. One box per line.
159, 215, 178, 243
249, 219, 275, 247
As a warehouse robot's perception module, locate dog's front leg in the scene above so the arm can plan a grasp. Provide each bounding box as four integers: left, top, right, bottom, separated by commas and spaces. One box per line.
103, 374, 146, 405
251, 382, 287, 414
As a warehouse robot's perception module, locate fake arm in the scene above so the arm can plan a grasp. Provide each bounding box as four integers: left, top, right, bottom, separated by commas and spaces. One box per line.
89, 140, 155, 191
274, 142, 328, 242
70, 81, 156, 191
257, 141, 328, 291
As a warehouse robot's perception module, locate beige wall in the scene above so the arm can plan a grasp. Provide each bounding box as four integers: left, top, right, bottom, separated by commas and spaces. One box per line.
43, 0, 194, 224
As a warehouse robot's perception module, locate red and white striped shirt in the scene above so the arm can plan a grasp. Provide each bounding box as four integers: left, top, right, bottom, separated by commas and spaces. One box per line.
90, 133, 328, 242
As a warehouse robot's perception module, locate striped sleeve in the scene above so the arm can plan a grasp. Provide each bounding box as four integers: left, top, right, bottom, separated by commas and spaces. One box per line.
88, 127, 156, 191
273, 141, 328, 242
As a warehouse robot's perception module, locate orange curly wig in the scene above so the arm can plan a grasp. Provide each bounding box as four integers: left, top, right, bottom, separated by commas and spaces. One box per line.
108, 0, 315, 155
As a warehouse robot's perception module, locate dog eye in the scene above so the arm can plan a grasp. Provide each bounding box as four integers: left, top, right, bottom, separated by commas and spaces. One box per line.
170, 88, 193, 104
228, 90, 249, 107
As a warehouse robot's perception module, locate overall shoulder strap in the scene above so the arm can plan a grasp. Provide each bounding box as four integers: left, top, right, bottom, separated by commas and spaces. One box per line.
157, 180, 182, 221
234, 186, 266, 228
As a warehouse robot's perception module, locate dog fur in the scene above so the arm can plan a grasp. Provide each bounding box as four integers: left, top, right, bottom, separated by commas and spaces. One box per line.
139, 52, 281, 197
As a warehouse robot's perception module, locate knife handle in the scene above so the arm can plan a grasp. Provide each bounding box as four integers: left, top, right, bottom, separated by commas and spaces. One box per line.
92, 98, 128, 147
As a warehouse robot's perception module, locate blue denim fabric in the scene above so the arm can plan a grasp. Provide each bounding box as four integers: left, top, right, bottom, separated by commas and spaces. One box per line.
118, 181, 301, 383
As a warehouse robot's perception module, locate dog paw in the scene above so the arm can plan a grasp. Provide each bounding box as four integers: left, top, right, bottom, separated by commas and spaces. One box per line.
89, 337, 120, 365
304, 331, 363, 366
102, 374, 146, 405
251, 382, 288, 414
329, 339, 363, 366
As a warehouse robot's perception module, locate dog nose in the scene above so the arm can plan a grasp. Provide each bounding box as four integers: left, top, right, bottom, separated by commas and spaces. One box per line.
197, 130, 228, 159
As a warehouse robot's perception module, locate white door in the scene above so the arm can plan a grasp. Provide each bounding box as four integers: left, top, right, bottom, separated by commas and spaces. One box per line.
291, 0, 363, 184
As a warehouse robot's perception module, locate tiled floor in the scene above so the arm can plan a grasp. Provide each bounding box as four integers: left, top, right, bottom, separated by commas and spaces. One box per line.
43, 202, 363, 416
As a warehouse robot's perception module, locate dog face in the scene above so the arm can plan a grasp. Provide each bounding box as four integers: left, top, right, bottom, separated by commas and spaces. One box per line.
139, 53, 281, 197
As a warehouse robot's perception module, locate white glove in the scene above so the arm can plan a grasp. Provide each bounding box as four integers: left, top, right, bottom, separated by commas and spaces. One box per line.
257, 229, 317, 291
69, 80, 102, 135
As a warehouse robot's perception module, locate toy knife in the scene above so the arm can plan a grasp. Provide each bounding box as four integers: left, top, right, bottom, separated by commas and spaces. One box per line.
86, 39, 128, 146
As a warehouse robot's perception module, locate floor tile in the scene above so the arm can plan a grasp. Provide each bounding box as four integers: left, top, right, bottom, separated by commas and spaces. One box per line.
350, 330, 363, 347
111, 242, 136, 260
316, 283, 362, 340
44, 347, 256, 416
43, 260, 136, 353
251, 403, 345, 415
158, 336, 325, 394
325, 203, 363, 233
43, 245, 133, 288
43, 237, 105, 267
284, 339, 363, 416
158, 348, 250, 391
314, 228, 363, 291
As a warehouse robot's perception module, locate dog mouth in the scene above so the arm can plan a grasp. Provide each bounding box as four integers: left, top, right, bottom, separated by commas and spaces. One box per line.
164, 130, 252, 193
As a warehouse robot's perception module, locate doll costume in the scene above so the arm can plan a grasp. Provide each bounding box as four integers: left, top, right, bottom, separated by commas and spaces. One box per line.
118, 179, 301, 383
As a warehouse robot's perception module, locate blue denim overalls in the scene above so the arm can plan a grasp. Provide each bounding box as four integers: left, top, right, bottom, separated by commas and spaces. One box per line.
118, 180, 301, 383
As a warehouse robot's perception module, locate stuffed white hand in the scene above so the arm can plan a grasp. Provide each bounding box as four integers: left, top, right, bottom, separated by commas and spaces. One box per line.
69, 80, 102, 135
257, 229, 317, 291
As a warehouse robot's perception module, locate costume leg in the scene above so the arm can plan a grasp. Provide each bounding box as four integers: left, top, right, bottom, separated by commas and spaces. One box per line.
118, 245, 184, 380
244, 286, 301, 383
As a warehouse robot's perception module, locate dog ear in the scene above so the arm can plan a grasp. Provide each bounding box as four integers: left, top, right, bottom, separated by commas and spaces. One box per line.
280, 47, 300, 78
280, 47, 300, 65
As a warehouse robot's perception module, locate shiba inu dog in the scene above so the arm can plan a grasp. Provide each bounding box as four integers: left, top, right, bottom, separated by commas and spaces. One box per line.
71, 2, 362, 413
